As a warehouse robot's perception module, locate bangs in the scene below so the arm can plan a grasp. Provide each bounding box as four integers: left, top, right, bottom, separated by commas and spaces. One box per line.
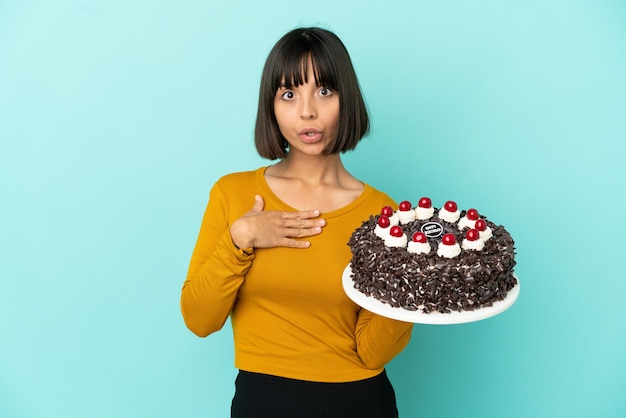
271, 48, 338, 92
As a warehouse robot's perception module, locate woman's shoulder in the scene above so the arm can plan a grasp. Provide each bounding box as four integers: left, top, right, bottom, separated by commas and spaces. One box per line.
359, 182, 397, 209
215, 167, 266, 188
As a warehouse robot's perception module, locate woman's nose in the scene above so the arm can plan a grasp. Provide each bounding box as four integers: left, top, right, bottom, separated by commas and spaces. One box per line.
300, 98, 317, 119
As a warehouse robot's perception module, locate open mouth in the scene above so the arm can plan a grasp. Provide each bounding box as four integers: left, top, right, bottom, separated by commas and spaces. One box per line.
300, 131, 322, 143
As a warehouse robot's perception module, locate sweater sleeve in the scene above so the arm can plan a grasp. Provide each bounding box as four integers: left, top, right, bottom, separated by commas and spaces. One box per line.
180, 181, 254, 337
351, 190, 413, 368
355, 309, 413, 369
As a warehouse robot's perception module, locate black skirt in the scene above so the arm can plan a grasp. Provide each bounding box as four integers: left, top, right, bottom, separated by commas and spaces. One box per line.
231, 369, 399, 418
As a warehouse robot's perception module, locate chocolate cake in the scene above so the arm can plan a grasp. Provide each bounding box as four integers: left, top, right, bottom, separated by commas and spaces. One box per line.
347, 198, 517, 314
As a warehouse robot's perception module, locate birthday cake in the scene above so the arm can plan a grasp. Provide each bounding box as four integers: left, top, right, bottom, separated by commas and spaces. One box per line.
347, 198, 517, 314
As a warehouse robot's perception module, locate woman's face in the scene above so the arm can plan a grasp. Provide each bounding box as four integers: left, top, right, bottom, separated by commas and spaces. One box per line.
273, 59, 339, 157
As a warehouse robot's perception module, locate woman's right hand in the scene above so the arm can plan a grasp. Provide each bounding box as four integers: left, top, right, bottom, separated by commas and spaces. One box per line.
229, 195, 326, 249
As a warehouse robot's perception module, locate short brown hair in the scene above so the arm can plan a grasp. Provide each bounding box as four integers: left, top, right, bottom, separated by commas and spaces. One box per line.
254, 27, 369, 160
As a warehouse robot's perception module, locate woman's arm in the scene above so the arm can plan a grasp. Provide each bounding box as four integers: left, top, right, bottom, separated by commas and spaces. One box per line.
180, 180, 326, 337
180, 183, 254, 337
355, 309, 413, 369
350, 193, 413, 368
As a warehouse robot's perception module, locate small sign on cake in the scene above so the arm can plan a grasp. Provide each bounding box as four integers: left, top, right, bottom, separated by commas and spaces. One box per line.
344, 198, 519, 325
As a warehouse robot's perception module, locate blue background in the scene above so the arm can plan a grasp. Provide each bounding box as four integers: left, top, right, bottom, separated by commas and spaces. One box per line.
1, 1, 625, 417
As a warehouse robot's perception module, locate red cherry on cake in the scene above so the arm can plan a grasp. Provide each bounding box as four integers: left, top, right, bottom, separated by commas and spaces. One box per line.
475, 219, 487, 231
466, 228, 480, 241
418, 197, 432, 208
377, 216, 391, 228
412, 232, 427, 243
442, 233, 456, 245
390, 226, 403, 237
381, 206, 394, 217
444, 201, 458, 212
398, 201, 412, 211
466, 208, 479, 221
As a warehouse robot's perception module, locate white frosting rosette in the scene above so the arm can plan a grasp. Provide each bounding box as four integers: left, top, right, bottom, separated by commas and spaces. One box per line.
415, 206, 435, 220
474, 219, 493, 242
458, 209, 480, 230
396, 201, 416, 225
437, 233, 461, 258
437, 241, 461, 258
461, 228, 485, 250
462, 238, 485, 251
457, 216, 475, 230
479, 227, 493, 242
374, 224, 390, 239
383, 225, 408, 248
397, 209, 416, 224
374, 215, 394, 239
380, 206, 400, 226
384, 233, 408, 248
388, 213, 400, 226
407, 241, 431, 255
438, 207, 460, 223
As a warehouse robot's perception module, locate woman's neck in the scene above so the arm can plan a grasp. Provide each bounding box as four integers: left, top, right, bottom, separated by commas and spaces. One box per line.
264, 152, 364, 212
269, 153, 348, 186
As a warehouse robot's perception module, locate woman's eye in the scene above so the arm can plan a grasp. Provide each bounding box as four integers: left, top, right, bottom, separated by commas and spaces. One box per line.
281, 91, 295, 100
319, 87, 333, 96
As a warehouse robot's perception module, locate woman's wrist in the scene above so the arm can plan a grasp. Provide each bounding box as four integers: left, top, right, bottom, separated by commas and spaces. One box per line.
229, 223, 254, 254
233, 242, 253, 256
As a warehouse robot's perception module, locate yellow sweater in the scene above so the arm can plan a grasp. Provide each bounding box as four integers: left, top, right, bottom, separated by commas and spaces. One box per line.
181, 167, 413, 382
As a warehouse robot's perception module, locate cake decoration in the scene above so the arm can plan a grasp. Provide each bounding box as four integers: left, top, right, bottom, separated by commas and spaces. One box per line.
475, 219, 493, 242
407, 232, 431, 255
384, 225, 408, 248
461, 228, 484, 251
397, 200, 416, 224
347, 198, 517, 314
438, 200, 461, 223
458, 208, 479, 230
374, 215, 391, 238
436, 233, 461, 258
421, 221, 444, 239
381, 205, 399, 226
415, 197, 434, 220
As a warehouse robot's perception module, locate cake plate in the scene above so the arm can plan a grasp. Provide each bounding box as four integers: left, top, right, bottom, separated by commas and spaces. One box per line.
342, 265, 520, 325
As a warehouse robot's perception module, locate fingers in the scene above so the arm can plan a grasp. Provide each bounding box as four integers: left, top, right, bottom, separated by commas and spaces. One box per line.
251, 195, 264, 213
282, 215, 325, 241
234, 196, 326, 249
283, 237, 313, 249
256, 211, 325, 249
278, 208, 321, 221
282, 215, 326, 231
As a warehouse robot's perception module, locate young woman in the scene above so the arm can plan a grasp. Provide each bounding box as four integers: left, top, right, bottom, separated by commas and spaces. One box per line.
181, 27, 413, 417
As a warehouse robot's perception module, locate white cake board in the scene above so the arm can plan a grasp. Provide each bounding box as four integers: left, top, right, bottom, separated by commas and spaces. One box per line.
342, 265, 520, 325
